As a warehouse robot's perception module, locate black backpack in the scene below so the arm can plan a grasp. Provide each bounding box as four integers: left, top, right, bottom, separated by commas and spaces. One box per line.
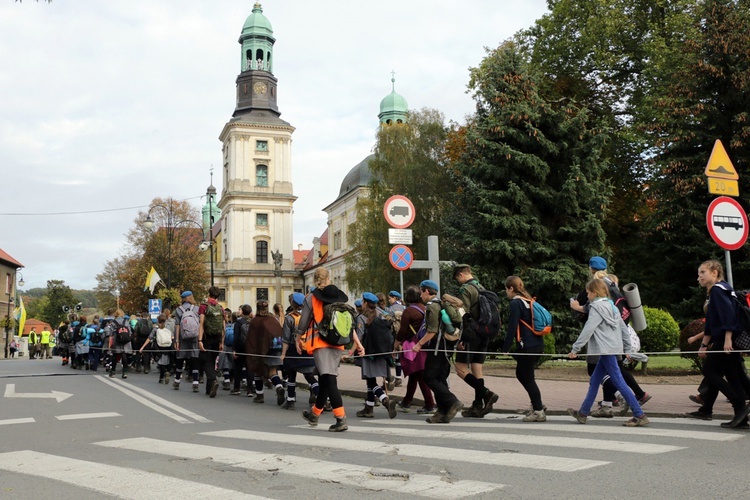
112, 320, 132, 345
59, 326, 72, 344
604, 277, 630, 324
72, 324, 86, 343
136, 318, 152, 339
462, 284, 501, 342
89, 326, 103, 345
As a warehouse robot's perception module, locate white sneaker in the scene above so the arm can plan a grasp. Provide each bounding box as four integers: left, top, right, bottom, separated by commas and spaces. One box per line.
522, 410, 547, 422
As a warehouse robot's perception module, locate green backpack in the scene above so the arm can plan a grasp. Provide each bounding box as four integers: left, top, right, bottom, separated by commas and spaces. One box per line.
317, 303, 355, 346
203, 303, 224, 337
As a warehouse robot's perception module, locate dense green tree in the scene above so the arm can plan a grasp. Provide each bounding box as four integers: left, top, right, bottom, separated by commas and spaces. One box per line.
345, 109, 455, 294
637, 0, 750, 322
446, 41, 611, 346
39, 280, 77, 328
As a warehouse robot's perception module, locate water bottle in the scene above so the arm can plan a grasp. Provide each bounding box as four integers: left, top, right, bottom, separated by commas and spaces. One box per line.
440, 309, 456, 334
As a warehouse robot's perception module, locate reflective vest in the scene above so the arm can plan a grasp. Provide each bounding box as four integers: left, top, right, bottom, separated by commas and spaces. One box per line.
40, 330, 51, 344
300, 296, 345, 354
29, 332, 38, 344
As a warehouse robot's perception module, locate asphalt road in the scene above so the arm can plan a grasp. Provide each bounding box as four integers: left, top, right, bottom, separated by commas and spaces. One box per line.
0, 357, 747, 499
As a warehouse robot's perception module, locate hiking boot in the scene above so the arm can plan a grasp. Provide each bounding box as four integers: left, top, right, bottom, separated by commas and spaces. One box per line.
121, 373, 128, 379
394, 377, 403, 387
222, 381, 231, 391
721, 419, 750, 430
308, 391, 317, 405
568, 408, 587, 424
192, 383, 199, 393
481, 391, 499, 416
264, 379, 273, 389
209, 380, 219, 398
396, 401, 412, 412
281, 400, 295, 411
522, 404, 548, 416
590, 406, 614, 418
384, 398, 398, 419
356, 405, 375, 418
444, 401, 463, 423
623, 415, 650, 427
728, 403, 750, 428
685, 410, 713, 421
461, 402, 484, 419
426, 412, 448, 424
616, 394, 630, 416
417, 407, 436, 414
329, 417, 348, 432
108, 371, 115, 378
302, 410, 319, 426
253, 394, 265, 404
135, 366, 142, 373
229, 389, 241, 396
386, 374, 395, 392
173, 381, 180, 390
324, 401, 333, 412
522, 410, 547, 422
164, 373, 170, 385
276, 386, 285, 406
241, 379, 248, 391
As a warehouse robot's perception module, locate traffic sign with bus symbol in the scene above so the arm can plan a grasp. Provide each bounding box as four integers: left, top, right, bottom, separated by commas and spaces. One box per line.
706, 196, 749, 250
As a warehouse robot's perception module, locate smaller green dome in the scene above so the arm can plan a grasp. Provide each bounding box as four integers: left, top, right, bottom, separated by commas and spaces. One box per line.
242, 3, 273, 37
378, 75, 408, 124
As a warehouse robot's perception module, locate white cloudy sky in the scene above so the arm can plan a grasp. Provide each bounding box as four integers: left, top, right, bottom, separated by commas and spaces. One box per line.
0, 0, 549, 291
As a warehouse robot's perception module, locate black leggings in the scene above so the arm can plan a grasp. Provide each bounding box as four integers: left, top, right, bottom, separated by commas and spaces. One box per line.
516, 349, 544, 411
315, 374, 342, 409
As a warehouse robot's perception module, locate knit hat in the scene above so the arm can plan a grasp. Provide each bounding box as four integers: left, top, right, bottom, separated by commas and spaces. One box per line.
589, 256, 608, 271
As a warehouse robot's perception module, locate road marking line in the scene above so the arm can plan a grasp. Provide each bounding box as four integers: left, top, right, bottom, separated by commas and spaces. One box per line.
288, 425, 685, 454
103, 377, 212, 423
4, 383, 73, 402
95, 375, 192, 424
56, 412, 121, 421
369, 418, 743, 442
201, 429, 609, 472
0, 450, 267, 499
0, 418, 35, 426
96, 437, 503, 498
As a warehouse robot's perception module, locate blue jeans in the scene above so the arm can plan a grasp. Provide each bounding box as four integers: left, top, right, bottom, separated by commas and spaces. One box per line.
579, 355, 643, 417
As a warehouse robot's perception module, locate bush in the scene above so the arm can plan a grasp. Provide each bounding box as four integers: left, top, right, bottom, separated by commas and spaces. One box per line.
638, 306, 680, 354
534, 333, 557, 367
679, 318, 706, 371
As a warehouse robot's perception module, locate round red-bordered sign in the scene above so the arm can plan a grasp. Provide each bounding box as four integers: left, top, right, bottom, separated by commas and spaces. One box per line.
383, 195, 416, 229
389, 245, 414, 271
706, 196, 749, 250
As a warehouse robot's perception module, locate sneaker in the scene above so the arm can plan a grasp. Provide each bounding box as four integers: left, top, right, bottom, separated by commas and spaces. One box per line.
417, 407, 436, 414
522, 410, 547, 422
638, 393, 652, 406
685, 410, 713, 420
689, 394, 704, 405
209, 380, 219, 398
253, 394, 265, 404
461, 403, 484, 419
444, 401, 463, 423
728, 403, 750, 428
386, 374, 395, 392
385, 398, 398, 419
222, 380, 231, 391
616, 394, 630, 416
302, 410, 319, 426
121, 374, 128, 379
721, 420, 750, 430
590, 406, 614, 418
623, 415, 650, 427
164, 373, 170, 385
173, 381, 180, 390
481, 391, 499, 416
276, 386, 285, 406
281, 400, 296, 411
394, 378, 403, 387
426, 412, 448, 424
229, 389, 241, 395
357, 404, 375, 418
567, 408, 587, 424
396, 401, 412, 412
323, 402, 333, 412
329, 417, 348, 432
241, 379, 248, 391
192, 384, 199, 393
108, 371, 115, 378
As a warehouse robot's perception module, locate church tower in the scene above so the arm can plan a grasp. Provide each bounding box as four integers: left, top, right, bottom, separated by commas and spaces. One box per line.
216, 3, 298, 307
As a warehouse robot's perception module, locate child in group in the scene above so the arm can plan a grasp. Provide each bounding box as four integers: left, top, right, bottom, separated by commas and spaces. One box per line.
138, 315, 173, 384
567, 278, 649, 427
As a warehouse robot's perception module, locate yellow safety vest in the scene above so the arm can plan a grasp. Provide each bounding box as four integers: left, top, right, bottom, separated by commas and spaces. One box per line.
29, 332, 38, 344
40, 330, 51, 344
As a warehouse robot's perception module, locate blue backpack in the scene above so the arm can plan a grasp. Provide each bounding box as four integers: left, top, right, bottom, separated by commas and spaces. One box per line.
224, 323, 235, 347
518, 297, 553, 338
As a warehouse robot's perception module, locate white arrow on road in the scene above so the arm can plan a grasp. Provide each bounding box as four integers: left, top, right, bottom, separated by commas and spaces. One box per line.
4, 384, 73, 403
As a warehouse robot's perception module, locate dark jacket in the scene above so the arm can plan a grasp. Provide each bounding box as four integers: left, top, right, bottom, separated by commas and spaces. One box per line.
706, 282, 742, 343
245, 315, 282, 374
503, 297, 544, 352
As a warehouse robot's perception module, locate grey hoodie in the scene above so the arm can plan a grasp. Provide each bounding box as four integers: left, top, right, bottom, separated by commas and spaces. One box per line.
572, 298, 631, 356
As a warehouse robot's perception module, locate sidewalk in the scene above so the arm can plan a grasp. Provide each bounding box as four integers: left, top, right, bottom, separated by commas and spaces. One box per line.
333, 362, 733, 419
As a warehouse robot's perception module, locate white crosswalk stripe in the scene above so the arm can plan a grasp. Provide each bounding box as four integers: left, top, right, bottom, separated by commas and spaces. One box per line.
56, 412, 121, 421
0, 450, 269, 500
289, 424, 686, 454
95, 436, 504, 498
201, 429, 610, 471
372, 416, 744, 442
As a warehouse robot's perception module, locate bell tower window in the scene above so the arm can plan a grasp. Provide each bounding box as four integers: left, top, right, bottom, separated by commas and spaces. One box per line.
256, 165, 268, 186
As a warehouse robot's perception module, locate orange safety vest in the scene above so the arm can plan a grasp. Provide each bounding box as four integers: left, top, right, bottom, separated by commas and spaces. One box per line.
301, 296, 345, 354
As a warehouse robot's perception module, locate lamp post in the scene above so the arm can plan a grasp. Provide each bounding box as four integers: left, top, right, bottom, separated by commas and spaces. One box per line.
205, 183, 218, 286
143, 200, 205, 290
4, 270, 24, 359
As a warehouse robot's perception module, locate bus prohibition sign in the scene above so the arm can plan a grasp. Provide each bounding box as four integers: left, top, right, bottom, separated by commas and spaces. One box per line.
706, 196, 749, 250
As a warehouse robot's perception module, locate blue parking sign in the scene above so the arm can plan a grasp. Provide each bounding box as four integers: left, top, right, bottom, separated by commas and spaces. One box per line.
149, 299, 162, 315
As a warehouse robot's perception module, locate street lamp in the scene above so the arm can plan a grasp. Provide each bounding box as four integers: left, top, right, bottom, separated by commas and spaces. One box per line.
202, 182, 218, 286
4, 270, 24, 359
142, 200, 205, 290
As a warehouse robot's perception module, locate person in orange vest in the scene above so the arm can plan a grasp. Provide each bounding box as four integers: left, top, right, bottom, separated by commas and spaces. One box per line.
40, 327, 53, 359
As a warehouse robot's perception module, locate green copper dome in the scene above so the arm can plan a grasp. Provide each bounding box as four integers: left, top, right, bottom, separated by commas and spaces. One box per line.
378, 75, 408, 124
242, 3, 273, 37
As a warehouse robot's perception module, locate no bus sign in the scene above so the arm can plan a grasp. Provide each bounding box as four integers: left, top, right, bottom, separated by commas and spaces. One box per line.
706, 196, 749, 251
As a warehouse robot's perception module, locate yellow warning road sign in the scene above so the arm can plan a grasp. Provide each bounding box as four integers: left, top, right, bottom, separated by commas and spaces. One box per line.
704, 139, 738, 180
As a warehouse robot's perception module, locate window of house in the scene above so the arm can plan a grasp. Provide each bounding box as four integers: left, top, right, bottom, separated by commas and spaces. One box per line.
257, 240, 268, 263
256, 165, 268, 187
257, 287, 269, 301
256, 140, 268, 151
333, 231, 342, 251
256, 213, 268, 226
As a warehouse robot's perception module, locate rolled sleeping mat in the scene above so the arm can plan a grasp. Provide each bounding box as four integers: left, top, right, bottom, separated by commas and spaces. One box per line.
622, 283, 647, 332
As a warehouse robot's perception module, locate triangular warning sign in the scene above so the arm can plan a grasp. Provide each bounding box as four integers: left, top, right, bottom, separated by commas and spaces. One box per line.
704, 139, 738, 180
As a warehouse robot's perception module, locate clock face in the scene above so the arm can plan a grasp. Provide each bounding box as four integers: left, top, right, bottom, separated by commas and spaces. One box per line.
253, 82, 267, 95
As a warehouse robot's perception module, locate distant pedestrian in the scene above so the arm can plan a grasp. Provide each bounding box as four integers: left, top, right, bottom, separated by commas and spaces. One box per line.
173, 291, 201, 392
139, 315, 173, 384
40, 327, 52, 359
28, 328, 39, 359
107, 309, 133, 379
9, 339, 18, 358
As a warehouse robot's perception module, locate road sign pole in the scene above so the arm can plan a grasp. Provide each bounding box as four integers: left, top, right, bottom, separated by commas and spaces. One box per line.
726, 249, 734, 288
400, 271, 404, 299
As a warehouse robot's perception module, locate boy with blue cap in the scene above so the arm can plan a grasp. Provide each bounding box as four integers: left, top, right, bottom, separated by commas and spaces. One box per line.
280, 292, 319, 410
